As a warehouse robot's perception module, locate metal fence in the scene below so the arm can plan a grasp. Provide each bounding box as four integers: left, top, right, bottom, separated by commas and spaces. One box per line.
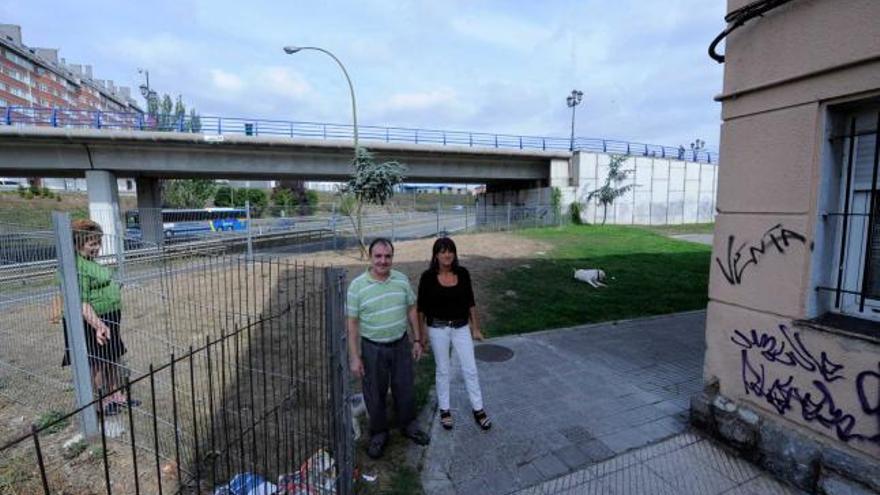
0, 214, 352, 494
0, 106, 719, 164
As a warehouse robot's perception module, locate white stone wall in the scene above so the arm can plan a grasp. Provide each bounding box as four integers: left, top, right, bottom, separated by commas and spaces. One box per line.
573, 152, 718, 225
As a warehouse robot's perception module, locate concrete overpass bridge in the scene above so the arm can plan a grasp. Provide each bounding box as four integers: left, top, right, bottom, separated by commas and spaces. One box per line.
0, 125, 570, 243
0, 109, 719, 244
0, 126, 566, 184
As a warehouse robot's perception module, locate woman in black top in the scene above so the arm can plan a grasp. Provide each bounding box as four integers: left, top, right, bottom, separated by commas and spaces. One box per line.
418, 237, 491, 431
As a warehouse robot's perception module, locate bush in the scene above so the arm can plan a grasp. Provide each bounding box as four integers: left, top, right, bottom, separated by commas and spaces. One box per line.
214, 186, 270, 216
162, 179, 216, 208
214, 185, 234, 207
242, 188, 268, 217
569, 202, 583, 225
40, 187, 51, 198
271, 187, 297, 208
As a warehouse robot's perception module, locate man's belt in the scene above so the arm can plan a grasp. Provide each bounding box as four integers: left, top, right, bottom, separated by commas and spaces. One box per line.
362, 334, 407, 347
427, 318, 468, 328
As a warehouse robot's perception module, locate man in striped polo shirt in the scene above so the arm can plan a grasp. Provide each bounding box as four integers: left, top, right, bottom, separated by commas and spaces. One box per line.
347, 238, 430, 459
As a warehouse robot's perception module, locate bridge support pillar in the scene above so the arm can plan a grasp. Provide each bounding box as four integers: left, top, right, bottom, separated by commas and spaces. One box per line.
135, 177, 164, 246
85, 170, 122, 255
550, 156, 577, 214
475, 182, 555, 228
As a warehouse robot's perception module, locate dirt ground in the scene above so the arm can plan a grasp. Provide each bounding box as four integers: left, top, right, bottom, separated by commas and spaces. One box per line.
287, 232, 552, 333
0, 232, 549, 493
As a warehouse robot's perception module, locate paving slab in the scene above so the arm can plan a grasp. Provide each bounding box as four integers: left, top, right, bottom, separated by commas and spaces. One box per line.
421, 310, 708, 494
515, 433, 807, 495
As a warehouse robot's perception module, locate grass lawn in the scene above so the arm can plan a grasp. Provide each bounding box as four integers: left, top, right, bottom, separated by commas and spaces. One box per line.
639, 222, 715, 236
485, 225, 712, 337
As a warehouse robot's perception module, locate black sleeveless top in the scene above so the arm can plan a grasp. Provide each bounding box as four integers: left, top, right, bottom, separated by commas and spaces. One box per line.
417, 267, 476, 321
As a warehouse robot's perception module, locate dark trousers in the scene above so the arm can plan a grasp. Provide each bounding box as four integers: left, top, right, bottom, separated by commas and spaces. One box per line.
361, 335, 416, 436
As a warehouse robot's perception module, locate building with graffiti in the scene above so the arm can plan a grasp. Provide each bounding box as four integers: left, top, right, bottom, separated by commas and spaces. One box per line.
694, 0, 880, 493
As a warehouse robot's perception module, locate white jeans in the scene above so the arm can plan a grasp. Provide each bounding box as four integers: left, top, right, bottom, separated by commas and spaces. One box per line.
429, 324, 484, 411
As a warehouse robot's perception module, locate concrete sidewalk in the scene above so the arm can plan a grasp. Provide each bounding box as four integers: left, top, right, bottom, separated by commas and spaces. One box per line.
416, 311, 801, 494
514, 431, 802, 495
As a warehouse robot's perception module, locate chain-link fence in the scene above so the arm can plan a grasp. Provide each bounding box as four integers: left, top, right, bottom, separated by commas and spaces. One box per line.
68, 201, 561, 258
0, 214, 352, 494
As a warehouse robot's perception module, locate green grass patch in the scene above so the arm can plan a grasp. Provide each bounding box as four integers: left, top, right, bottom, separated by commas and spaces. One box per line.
486, 225, 711, 336
34, 410, 69, 435
414, 354, 436, 411
385, 465, 423, 494
0, 455, 33, 491
640, 222, 715, 236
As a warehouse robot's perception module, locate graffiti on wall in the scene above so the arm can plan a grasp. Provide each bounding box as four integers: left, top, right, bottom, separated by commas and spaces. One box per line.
716, 224, 807, 285
731, 324, 880, 444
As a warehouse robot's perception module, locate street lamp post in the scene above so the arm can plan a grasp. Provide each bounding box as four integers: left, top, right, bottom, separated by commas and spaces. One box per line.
283, 46, 359, 161
566, 89, 584, 152
137, 68, 158, 108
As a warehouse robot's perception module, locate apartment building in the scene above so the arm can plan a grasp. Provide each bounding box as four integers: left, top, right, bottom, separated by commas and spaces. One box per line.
694, 1, 880, 493
0, 24, 140, 112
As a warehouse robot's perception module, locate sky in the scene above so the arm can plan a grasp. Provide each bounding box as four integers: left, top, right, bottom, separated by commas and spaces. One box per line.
1, 0, 726, 150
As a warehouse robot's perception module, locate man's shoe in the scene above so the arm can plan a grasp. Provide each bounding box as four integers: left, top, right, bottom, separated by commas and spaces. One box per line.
367, 434, 387, 459
403, 428, 430, 446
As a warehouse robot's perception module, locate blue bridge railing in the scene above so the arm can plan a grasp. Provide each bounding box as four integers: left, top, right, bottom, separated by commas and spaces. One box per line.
1, 106, 717, 164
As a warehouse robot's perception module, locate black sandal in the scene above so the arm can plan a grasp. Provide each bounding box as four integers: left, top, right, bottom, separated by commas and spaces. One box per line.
473, 409, 491, 431
440, 410, 453, 430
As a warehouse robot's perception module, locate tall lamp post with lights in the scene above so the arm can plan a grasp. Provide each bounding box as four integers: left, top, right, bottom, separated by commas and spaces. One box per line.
566, 89, 584, 152
283, 46, 359, 161
137, 68, 158, 113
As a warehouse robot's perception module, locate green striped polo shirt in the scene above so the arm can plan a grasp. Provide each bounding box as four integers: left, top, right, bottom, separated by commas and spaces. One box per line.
346, 269, 415, 343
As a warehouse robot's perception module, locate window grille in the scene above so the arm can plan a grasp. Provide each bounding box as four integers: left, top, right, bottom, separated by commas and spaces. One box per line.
820, 110, 880, 321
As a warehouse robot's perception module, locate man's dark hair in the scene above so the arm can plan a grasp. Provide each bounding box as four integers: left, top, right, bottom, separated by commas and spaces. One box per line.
368, 237, 394, 255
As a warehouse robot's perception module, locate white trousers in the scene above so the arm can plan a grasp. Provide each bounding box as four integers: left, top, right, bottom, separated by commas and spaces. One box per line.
429, 324, 484, 411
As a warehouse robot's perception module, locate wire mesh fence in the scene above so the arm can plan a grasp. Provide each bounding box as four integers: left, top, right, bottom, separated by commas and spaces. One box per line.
0, 214, 352, 494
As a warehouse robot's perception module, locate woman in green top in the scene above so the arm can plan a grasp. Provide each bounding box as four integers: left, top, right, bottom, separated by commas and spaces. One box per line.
53, 219, 133, 415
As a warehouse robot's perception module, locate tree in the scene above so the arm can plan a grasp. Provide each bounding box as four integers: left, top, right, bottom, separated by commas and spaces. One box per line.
145, 91, 201, 132
189, 108, 202, 133
162, 179, 217, 208
213, 186, 268, 215
214, 185, 234, 207
339, 148, 407, 258
584, 155, 635, 225
158, 94, 174, 131
271, 187, 297, 209
173, 95, 186, 130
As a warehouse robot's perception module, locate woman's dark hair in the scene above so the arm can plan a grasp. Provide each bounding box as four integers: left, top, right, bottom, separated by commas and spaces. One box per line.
429, 236, 460, 273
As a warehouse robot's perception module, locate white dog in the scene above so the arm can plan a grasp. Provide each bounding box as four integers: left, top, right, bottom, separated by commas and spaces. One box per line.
574, 268, 607, 288
350, 393, 367, 441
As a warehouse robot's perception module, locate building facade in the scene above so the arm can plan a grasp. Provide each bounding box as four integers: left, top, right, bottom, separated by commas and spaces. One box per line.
696, 0, 880, 492
0, 24, 140, 112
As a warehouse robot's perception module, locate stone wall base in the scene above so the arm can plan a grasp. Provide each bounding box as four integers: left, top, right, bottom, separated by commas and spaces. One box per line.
690, 384, 880, 495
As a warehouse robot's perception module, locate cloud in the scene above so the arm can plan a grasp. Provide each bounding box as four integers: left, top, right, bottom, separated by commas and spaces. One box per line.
12, 0, 727, 149
450, 14, 552, 51
210, 69, 244, 93
258, 66, 311, 100
384, 89, 458, 112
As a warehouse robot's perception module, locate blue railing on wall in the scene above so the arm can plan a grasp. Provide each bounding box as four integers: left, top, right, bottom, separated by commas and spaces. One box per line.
0, 106, 717, 164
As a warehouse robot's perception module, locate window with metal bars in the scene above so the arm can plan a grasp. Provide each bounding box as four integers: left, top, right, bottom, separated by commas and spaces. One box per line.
820, 108, 880, 322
